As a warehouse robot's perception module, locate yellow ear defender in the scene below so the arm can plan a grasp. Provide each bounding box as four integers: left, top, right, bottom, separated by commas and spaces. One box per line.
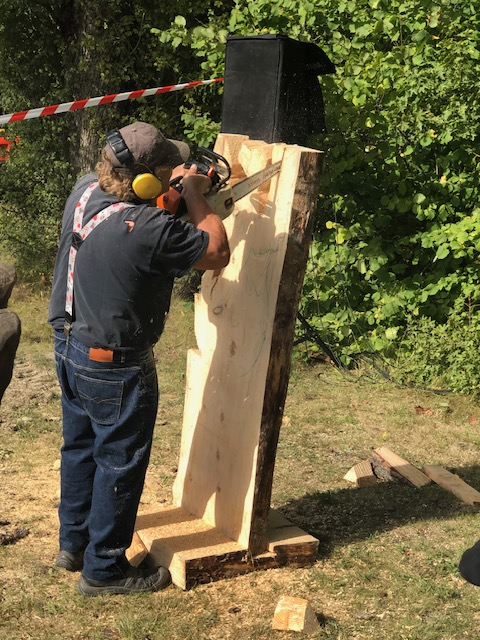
131, 173, 163, 200
106, 128, 164, 200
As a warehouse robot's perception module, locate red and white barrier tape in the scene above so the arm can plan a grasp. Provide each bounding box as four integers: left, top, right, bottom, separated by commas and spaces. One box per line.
0, 78, 223, 126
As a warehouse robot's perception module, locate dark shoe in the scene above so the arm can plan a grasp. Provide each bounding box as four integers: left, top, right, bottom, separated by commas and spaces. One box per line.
56, 549, 84, 572
459, 539, 480, 586
77, 565, 171, 596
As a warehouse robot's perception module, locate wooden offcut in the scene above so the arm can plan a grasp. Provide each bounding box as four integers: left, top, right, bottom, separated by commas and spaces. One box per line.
141, 134, 323, 587
125, 531, 148, 567
272, 595, 320, 634
372, 446, 431, 487
423, 465, 480, 505
343, 460, 378, 488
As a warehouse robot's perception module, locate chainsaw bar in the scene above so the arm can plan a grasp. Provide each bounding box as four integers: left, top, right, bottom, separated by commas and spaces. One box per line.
230, 160, 282, 203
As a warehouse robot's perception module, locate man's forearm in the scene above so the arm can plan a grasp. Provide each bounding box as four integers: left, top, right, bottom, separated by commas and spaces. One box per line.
184, 191, 230, 270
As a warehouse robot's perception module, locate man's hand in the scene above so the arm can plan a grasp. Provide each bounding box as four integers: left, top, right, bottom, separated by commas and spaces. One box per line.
180, 164, 212, 197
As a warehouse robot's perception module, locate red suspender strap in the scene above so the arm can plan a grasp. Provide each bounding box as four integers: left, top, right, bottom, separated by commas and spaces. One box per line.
64, 182, 134, 334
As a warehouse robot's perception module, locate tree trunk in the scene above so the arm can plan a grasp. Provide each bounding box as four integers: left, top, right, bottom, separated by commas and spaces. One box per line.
70, 1, 104, 174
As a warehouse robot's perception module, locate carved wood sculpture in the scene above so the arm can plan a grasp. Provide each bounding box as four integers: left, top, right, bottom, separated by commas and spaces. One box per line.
133, 133, 323, 589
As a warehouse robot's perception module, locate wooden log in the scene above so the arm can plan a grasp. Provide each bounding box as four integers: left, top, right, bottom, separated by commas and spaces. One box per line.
370, 452, 407, 483
272, 596, 320, 634
249, 147, 323, 554
372, 446, 431, 487
172, 135, 324, 556
343, 460, 378, 488
423, 465, 480, 505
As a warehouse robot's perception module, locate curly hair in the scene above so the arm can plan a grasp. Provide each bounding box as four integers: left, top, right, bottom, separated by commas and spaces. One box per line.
95, 150, 136, 202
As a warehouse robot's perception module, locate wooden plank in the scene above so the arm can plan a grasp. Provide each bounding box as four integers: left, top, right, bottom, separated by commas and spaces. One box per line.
267, 509, 319, 565
423, 465, 480, 505
373, 446, 431, 488
172, 134, 323, 554
344, 460, 378, 488
134, 506, 318, 590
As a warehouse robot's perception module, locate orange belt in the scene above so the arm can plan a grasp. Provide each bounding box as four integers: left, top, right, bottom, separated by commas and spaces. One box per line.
89, 347, 115, 363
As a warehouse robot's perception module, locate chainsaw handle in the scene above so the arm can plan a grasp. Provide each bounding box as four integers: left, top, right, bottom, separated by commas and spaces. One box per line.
159, 149, 232, 218
200, 147, 231, 186
169, 175, 183, 188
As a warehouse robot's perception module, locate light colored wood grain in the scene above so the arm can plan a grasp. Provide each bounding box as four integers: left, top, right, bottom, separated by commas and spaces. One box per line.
344, 460, 378, 487
172, 135, 308, 548
134, 506, 319, 590
125, 531, 148, 567
272, 596, 320, 634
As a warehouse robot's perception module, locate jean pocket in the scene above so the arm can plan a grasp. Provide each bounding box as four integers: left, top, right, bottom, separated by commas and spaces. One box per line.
75, 373, 123, 425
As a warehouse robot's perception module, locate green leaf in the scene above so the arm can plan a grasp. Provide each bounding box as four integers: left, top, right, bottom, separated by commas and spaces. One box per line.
174, 15, 186, 27
434, 245, 450, 261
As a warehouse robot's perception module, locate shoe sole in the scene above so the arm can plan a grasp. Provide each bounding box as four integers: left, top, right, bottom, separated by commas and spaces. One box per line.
77, 571, 171, 596
56, 556, 83, 572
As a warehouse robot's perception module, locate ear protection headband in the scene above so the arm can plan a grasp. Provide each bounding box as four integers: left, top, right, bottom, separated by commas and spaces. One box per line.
105, 129, 163, 200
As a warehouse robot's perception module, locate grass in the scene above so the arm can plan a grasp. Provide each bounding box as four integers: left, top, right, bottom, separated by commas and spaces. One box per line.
1, 286, 480, 639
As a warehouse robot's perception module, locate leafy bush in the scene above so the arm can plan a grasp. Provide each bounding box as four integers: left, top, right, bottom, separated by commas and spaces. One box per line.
302, 0, 480, 359
159, 0, 480, 378
392, 314, 480, 395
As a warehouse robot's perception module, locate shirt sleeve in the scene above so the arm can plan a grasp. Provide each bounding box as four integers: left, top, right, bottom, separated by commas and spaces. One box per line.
151, 214, 209, 278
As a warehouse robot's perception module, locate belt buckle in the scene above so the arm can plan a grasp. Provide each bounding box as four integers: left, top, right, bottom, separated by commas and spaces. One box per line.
89, 347, 114, 363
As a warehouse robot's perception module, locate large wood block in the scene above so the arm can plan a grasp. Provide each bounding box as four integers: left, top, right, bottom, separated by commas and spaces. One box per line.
172, 134, 323, 555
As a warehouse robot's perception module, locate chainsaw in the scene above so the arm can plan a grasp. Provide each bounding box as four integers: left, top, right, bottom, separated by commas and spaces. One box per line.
157, 147, 281, 220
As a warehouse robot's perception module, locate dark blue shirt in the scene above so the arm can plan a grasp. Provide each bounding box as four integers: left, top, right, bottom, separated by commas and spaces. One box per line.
48, 174, 208, 349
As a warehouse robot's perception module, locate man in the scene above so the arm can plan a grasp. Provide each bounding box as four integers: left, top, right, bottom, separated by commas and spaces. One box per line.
459, 541, 480, 586
48, 122, 230, 596
0, 263, 21, 405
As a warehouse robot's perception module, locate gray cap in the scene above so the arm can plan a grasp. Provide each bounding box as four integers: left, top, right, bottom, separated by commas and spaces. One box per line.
104, 121, 190, 170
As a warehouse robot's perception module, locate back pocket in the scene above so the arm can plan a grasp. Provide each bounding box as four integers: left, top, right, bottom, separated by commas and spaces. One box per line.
75, 373, 123, 425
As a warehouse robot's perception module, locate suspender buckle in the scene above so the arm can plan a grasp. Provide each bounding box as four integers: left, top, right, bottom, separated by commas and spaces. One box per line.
64, 311, 73, 336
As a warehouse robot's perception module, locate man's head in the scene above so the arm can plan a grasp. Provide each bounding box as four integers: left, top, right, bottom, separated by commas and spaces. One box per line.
105, 122, 190, 173
98, 122, 190, 202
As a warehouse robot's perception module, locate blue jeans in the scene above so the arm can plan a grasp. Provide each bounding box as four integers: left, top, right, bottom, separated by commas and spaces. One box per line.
53, 331, 158, 581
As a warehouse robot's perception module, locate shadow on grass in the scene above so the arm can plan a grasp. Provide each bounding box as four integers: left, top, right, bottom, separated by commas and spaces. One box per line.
279, 465, 480, 558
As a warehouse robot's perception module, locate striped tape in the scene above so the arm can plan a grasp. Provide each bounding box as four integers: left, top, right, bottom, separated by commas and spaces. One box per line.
0, 78, 223, 126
